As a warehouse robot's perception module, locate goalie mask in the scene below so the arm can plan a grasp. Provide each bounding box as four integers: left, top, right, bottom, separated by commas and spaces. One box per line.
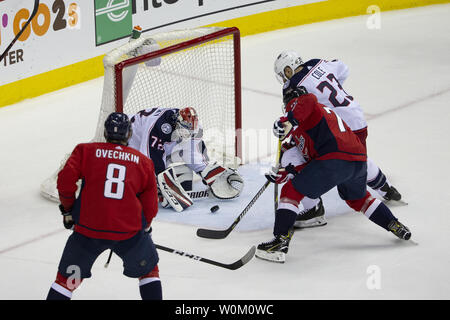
274, 50, 304, 84
175, 107, 199, 139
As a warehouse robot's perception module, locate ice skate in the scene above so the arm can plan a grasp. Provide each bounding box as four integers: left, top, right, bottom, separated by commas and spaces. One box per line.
255, 230, 294, 263
388, 220, 411, 240
294, 197, 327, 228
381, 183, 407, 205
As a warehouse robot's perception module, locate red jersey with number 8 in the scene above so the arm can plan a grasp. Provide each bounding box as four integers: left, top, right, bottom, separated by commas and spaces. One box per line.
57, 142, 158, 240
286, 93, 367, 163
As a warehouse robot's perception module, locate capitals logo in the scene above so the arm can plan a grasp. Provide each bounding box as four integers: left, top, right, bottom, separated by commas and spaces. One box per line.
295, 135, 310, 162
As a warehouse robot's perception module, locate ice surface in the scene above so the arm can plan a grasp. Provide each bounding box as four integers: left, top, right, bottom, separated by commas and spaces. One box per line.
0, 4, 449, 300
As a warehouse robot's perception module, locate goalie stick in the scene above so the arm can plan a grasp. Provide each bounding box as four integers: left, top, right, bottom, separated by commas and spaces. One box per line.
196, 180, 271, 239
105, 244, 256, 270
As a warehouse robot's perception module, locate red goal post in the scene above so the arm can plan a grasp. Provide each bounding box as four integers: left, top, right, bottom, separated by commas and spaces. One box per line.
98, 26, 242, 165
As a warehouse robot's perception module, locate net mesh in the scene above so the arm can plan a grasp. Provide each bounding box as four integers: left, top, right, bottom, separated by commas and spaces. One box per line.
94, 27, 239, 165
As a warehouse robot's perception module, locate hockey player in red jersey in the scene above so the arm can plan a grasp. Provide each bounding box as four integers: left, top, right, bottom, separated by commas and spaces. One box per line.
46, 112, 162, 300
255, 87, 412, 263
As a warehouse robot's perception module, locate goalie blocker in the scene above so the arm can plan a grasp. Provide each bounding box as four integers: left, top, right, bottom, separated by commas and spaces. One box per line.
158, 162, 244, 212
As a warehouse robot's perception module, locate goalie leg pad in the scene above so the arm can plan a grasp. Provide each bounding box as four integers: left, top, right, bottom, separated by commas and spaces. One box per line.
157, 168, 193, 212
165, 162, 194, 191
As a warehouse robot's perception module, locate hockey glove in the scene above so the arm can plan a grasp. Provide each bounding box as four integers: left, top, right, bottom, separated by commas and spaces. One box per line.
59, 204, 74, 230
272, 117, 293, 140
265, 164, 296, 184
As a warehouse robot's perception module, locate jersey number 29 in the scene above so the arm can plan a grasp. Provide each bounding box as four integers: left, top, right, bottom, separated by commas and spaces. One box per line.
104, 163, 126, 199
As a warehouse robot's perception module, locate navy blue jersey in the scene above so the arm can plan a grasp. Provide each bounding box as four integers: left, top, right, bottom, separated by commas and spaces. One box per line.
128, 108, 178, 174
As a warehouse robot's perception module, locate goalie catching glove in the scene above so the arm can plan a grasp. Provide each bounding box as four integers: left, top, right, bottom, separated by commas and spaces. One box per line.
199, 162, 244, 200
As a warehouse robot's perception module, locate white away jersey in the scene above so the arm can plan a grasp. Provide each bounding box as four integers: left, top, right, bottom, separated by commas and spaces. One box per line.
285, 59, 367, 131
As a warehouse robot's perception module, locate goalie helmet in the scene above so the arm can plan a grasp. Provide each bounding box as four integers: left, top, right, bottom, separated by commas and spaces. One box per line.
274, 50, 304, 84
104, 112, 132, 143
175, 107, 199, 139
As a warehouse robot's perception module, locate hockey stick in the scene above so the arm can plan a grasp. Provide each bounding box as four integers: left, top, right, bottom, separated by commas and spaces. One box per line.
196, 180, 271, 239
105, 242, 256, 270
274, 140, 282, 214
0, 0, 40, 62
104, 249, 113, 268
155, 244, 256, 270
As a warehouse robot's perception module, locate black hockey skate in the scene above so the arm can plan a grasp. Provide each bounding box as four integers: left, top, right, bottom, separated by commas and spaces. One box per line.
381, 183, 402, 202
388, 220, 411, 240
294, 197, 327, 229
255, 229, 294, 263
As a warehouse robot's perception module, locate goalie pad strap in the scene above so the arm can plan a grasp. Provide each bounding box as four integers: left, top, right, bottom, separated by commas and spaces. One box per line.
157, 168, 193, 212
163, 172, 193, 208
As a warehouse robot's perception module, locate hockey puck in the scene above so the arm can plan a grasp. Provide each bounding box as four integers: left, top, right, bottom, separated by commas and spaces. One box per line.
210, 205, 220, 213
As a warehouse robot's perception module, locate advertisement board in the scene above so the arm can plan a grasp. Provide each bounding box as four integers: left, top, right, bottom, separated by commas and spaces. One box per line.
0, 0, 319, 86
0, 0, 446, 107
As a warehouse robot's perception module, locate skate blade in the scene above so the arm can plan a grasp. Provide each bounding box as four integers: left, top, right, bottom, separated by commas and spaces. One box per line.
255, 250, 286, 263
405, 238, 419, 245
294, 217, 327, 229
384, 199, 408, 206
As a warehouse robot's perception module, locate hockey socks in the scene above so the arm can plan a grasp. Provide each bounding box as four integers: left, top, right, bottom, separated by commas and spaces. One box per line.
346, 192, 396, 231
367, 167, 402, 201
367, 168, 387, 191
46, 284, 72, 300
274, 209, 298, 236
139, 266, 162, 300
46, 272, 82, 300
139, 279, 162, 300
364, 199, 396, 231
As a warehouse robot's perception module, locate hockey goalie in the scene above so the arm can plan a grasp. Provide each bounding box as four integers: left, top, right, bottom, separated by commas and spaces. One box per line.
123, 27, 243, 212
128, 106, 244, 212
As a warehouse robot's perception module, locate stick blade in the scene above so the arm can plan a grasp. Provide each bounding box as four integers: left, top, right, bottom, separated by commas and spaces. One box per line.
196, 227, 231, 239
225, 246, 256, 270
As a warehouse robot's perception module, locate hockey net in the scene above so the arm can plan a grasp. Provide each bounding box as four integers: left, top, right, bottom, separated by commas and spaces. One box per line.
40, 27, 242, 202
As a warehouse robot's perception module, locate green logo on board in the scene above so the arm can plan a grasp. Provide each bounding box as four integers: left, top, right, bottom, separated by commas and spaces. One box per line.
94, 0, 133, 46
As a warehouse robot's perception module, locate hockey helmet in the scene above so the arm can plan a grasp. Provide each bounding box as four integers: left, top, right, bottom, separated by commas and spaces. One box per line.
274, 50, 304, 84
104, 112, 132, 143
283, 86, 308, 106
